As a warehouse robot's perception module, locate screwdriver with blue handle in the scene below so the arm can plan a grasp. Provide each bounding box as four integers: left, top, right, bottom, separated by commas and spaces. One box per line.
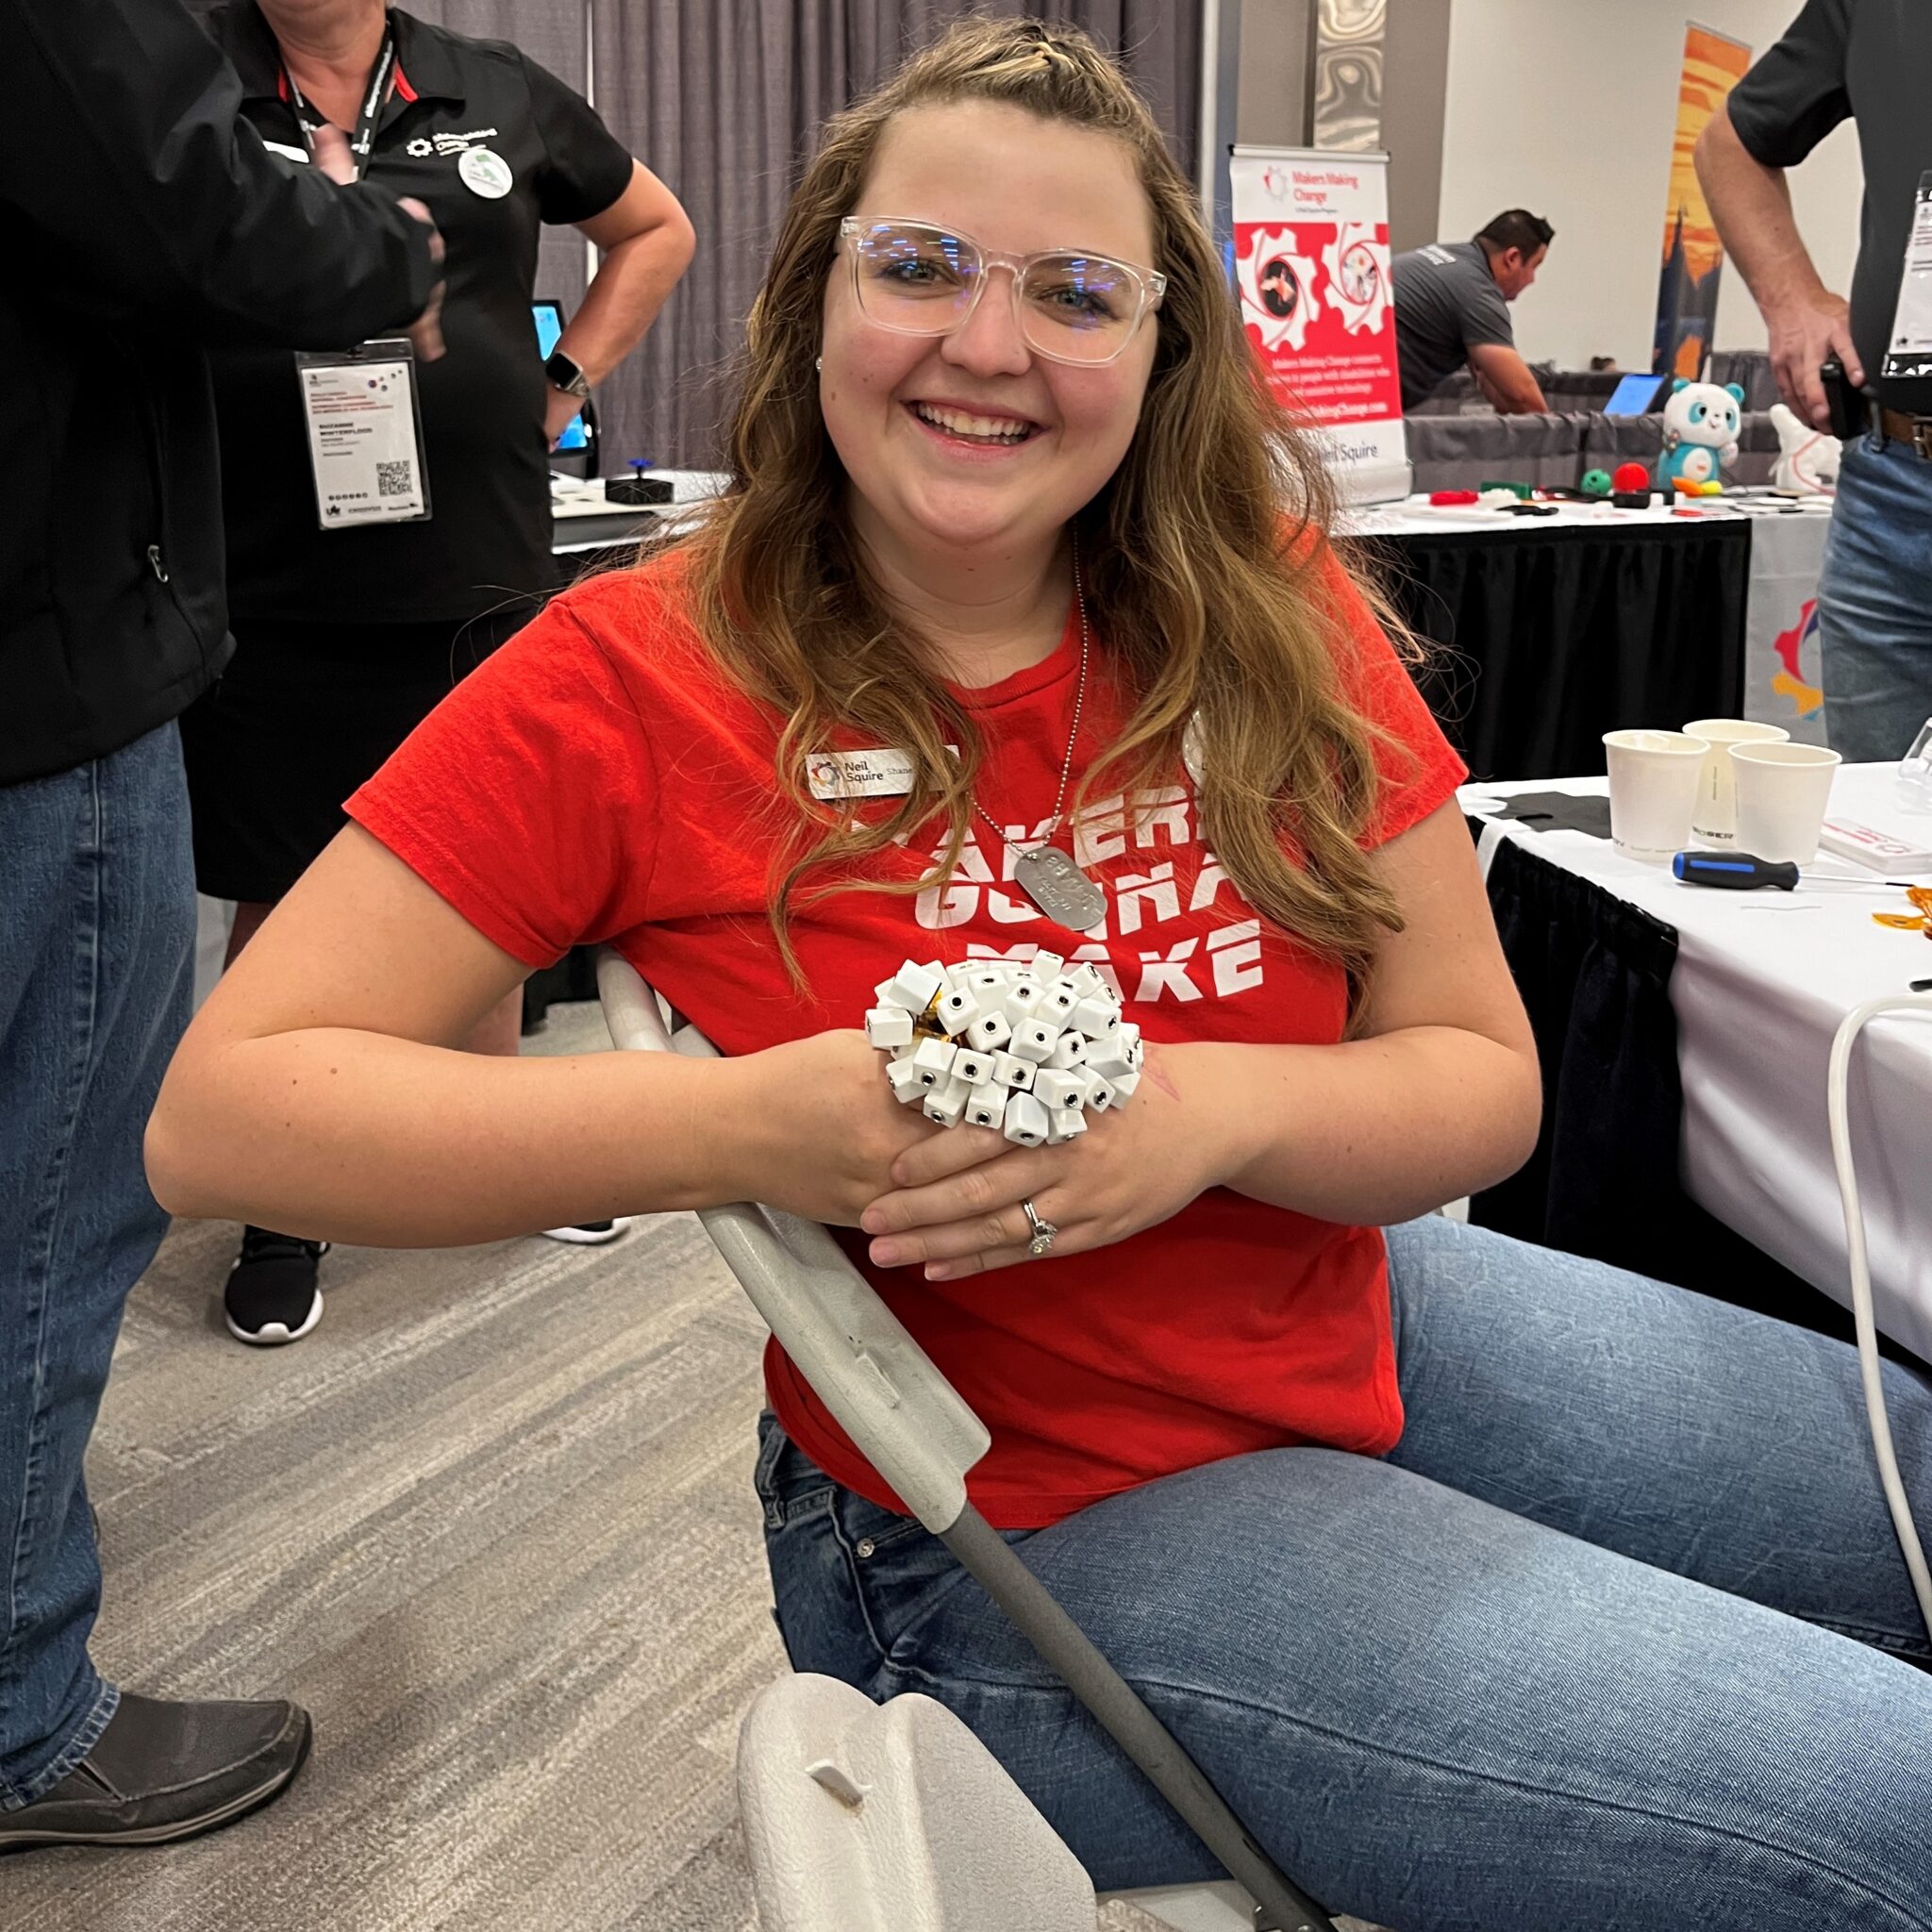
1673, 852, 1801, 890
1673, 853, 1925, 892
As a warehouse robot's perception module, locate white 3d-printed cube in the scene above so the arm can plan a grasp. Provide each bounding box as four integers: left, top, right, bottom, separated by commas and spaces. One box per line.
1003, 1091, 1050, 1148
911, 1038, 958, 1087
865, 1006, 916, 1049
1009, 1018, 1058, 1064
990, 1052, 1037, 1091
964, 1010, 1012, 1054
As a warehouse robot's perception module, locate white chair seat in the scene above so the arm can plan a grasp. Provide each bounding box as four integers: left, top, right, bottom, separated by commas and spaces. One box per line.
739, 1675, 1258, 1932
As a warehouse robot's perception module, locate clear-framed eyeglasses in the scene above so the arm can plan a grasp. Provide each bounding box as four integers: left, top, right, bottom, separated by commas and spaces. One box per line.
838, 217, 1166, 368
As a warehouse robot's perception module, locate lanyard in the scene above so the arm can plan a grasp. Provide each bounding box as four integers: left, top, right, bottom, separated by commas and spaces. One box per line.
281, 15, 397, 182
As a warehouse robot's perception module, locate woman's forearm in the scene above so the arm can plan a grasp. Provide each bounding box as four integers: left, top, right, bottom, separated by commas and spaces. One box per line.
146, 1026, 756, 1247
1193, 1027, 1541, 1226
558, 224, 693, 387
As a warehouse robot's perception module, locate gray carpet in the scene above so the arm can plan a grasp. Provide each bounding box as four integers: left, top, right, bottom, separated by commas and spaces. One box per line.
3, 1001, 1386, 1932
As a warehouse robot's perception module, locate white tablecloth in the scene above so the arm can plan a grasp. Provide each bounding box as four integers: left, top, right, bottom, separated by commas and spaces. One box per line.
1464, 765, 1932, 1358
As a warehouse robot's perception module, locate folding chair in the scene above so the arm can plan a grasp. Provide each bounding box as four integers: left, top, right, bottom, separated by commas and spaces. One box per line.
596, 950, 1336, 1932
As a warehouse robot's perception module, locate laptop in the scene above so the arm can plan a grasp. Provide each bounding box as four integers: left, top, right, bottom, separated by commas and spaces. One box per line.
1604, 371, 1671, 416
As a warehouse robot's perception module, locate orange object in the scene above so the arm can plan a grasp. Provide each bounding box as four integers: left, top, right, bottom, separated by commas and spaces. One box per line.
1874, 887, 1932, 932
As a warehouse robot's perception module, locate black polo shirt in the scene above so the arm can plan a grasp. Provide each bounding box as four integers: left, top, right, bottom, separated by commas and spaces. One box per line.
1727, 0, 1932, 389
205, 3, 633, 623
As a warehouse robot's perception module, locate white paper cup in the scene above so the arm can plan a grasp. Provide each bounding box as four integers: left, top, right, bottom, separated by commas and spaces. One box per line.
1682, 718, 1790, 844
1729, 741, 1842, 863
1603, 729, 1708, 863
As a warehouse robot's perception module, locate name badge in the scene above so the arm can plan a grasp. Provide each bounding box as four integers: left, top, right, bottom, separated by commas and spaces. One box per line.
292, 340, 432, 532
806, 749, 918, 800
1888, 170, 1932, 358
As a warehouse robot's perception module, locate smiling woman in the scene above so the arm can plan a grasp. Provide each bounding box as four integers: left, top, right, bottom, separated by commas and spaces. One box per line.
145, 19, 1932, 1928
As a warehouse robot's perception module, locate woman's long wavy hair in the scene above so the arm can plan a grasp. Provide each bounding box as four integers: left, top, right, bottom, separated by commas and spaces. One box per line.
685, 17, 1409, 991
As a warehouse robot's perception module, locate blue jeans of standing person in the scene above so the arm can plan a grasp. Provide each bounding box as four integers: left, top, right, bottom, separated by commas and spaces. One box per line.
1817, 430, 1932, 762
758, 1215, 1932, 1930
0, 722, 194, 1807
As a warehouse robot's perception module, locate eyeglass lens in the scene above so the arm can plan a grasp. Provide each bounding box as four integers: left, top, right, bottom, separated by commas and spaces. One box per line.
850, 223, 1141, 363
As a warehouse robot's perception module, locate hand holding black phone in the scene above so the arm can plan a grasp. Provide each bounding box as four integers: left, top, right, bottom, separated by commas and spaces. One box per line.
1820, 357, 1867, 441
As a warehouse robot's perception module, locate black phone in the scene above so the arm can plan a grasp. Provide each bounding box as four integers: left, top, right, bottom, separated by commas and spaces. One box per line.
1820, 357, 1866, 441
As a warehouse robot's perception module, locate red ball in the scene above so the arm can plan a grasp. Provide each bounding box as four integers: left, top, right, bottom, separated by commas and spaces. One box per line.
1612, 461, 1651, 493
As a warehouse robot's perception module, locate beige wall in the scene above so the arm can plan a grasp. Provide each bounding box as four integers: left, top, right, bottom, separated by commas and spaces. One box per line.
1436, 0, 1864, 371
1234, 0, 1312, 149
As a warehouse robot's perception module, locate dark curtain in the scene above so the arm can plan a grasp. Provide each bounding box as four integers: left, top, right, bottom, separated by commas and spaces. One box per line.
1367, 520, 1751, 782
588, 0, 1201, 471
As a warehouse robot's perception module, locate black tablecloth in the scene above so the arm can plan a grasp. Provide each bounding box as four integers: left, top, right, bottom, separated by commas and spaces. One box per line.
1366, 520, 1751, 782
1469, 817, 1924, 1364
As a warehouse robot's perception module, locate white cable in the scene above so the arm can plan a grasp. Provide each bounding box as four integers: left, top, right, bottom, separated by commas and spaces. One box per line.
1825, 992, 1932, 1641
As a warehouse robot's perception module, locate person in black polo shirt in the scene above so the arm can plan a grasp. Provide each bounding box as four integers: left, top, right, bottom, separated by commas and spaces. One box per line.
181, 0, 694, 1343
1697, 2, 1932, 763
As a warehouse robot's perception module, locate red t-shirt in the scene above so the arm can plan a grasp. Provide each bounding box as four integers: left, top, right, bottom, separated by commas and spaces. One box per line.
348, 545, 1465, 1528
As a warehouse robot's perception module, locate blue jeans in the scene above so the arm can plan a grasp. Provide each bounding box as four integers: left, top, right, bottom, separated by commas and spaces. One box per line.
1817, 432, 1932, 762
758, 1216, 1932, 1929
0, 722, 193, 1806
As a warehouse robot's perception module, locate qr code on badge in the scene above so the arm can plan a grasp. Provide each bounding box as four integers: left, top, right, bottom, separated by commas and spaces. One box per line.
375, 459, 415, 498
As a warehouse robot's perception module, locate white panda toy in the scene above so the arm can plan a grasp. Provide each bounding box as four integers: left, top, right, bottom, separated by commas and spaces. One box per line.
1655, 377, 1745, 495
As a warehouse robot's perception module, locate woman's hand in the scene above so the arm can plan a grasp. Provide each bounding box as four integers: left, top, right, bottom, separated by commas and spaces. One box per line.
726, 1029, 1015, 1229
856, 1041, 1240, 1280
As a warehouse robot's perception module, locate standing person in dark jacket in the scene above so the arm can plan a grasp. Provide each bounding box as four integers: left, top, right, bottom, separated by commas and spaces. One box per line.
0, 0, 441, 1853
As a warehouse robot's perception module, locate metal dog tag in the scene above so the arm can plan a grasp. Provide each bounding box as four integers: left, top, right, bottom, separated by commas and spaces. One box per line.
1012, 844, 1108, 933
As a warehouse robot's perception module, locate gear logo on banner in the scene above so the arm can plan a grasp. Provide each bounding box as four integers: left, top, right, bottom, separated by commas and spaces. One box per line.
1237, 229, 1321, 352
1320, 223, 1391, 336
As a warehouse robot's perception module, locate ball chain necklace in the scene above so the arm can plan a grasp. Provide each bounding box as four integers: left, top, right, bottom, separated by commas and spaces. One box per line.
964, 550, 1108, 934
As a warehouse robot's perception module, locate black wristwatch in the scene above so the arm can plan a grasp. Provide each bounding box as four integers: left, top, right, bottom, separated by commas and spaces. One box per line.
544, 348, 591, 400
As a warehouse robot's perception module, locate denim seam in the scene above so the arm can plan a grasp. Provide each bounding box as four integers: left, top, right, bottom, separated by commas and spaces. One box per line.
1806, 1612, 1932, 1663
3, 1678, 118, 1812
773, 1487, 835, 1526
844, 1515, 925, 1555
825, 1508, 906, 1666
871, 1659, 1930, 1928
0, 764, 102, 1787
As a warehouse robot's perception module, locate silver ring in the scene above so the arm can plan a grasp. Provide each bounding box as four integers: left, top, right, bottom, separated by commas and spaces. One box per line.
1021, 1198, 1058, 1258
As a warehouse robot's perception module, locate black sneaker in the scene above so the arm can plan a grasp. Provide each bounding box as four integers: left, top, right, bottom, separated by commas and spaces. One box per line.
540, 1219, 633, 1245
224, 1227, 326, 1346
0, 1690, 311, 1851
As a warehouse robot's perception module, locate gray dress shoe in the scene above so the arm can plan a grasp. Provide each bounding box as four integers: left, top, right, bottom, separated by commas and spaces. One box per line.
0, 1691, 311, 1850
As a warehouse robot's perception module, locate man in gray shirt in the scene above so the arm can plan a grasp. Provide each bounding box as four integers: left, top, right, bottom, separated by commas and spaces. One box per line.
1394, 209, 1553, 413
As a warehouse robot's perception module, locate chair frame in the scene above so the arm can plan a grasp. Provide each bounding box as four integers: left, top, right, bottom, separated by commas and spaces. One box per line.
595, 950, 1335, 1932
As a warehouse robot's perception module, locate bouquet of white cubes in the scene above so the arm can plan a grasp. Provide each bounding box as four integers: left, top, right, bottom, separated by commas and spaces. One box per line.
864, 955, 1143, 1147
